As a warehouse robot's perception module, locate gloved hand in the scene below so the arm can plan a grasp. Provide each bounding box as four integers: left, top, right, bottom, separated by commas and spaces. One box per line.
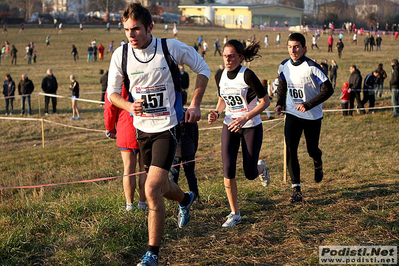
106, 129, 116, 139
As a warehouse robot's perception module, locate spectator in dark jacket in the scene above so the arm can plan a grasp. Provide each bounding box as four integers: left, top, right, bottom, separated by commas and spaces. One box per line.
376, 63, 387, 97
320, 59, 329, 76
364, 34, 370, 51
179, 65, 189, 91
10, 45, 17, 65
3, 74, 15, 115
376, 35, 382, 51
348, 65, 364, 115
336, 39, 344, 58
389, 58, 399, 117
41, 68, 58, 114
369, 35, 375, 51
18, 73, 34, 115
361, 71, 379, 113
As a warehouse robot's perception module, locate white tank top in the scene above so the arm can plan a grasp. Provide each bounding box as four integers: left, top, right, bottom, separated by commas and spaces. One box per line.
219, 66, 262, 128
128, 39, 180, 133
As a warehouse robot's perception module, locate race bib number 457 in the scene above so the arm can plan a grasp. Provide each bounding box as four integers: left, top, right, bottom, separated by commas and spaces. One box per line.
134, 85, 170, 117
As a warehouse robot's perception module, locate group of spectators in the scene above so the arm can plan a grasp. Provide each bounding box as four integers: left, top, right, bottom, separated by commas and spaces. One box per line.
2, 68, 81, 118
344, 60, 399, 117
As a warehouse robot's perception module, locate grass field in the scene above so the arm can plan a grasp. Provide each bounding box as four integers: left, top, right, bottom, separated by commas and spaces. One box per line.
0, 24, 398, 265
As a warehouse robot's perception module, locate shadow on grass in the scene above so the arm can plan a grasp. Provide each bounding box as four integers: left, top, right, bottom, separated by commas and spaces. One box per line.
308, 182, 399, 206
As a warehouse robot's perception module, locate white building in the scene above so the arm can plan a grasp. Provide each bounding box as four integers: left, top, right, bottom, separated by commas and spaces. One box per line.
45, 0, 89, 13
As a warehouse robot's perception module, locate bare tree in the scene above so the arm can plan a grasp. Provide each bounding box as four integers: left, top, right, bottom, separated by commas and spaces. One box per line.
89, 0, 125, 21
278, 0, 304, 8
2, 0, 39, 20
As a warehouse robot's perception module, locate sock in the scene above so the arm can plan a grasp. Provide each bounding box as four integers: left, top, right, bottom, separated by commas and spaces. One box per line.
179, 193, 191, 207
148, 245, 159, 256
291, 184, 301, 192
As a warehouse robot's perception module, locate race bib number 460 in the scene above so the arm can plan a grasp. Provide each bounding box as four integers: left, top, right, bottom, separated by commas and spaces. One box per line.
134, 85, 170, 117
288, 83, 304, 104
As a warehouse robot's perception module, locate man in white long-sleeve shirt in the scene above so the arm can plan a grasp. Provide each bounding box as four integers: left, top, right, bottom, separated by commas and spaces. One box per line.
107, 3, 210, 266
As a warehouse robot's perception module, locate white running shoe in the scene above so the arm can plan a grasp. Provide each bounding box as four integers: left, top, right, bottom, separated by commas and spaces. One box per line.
258, 160, 270, 187
125, 204, 134, 212
222, 212, 241, 227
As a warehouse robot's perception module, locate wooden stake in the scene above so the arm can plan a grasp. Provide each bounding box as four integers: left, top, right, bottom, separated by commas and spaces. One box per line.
41, 118, 45, 148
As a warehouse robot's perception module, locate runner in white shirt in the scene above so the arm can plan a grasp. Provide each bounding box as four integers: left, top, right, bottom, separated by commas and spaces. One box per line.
107, 4, 210, 266
208, 39, 270, 228
274, 33, 334, 204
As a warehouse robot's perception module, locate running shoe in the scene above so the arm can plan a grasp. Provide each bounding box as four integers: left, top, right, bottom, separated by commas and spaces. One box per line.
138, 202, 147, 211
177, 191, 195, 228
222, 212, 241, 227
257, 160, 271, 187
290, 190, 303, 204
125, 203, 134, 212
137, 251, 158, 266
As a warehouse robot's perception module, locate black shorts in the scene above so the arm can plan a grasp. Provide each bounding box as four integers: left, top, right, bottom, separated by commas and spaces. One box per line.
221, 123, 263, 180
136, 125, 180, 172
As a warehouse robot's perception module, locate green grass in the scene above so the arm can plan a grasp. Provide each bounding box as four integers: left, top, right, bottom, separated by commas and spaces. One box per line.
0, 25, 398, 265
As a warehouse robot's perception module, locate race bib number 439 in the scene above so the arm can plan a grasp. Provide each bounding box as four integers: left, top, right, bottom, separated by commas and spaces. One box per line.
221, 88, 248, 113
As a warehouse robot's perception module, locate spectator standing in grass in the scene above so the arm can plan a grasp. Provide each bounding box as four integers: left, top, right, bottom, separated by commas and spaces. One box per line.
340, 82, 350, 116
18, 73, 34, 115
364, 34, 370, 51
179, 65, 189, 91
274, 33, 334, 203
336, 39, 344, 58
41, 68, 58, 115
3, 74, 15, 115
208, 39, 271, 227
369, 35, 375, 51
329, 60, 338, 89
98, 43, 105, 61
361, 70, 379, 114
87, 45, 93, 62
328, 34, 333, 52
375, 63, 387, 98
10, 45, 17, 65
320, 59, 329, 76
348, 65, 364, 115
389, 58, 399, 117
71, 44, 79, 62
376, 34, 382, 51
69, 74, 81, 121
